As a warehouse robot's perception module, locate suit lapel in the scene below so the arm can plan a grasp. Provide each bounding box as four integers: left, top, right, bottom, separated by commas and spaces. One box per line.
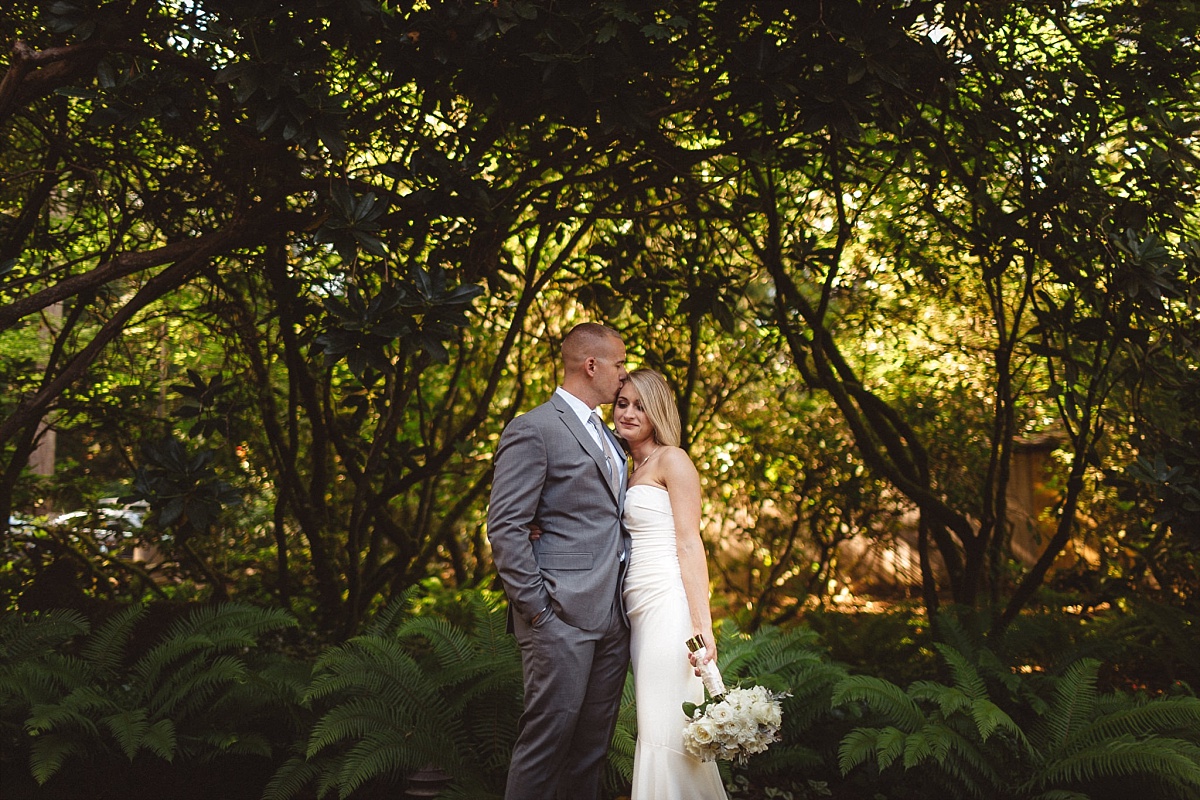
551, 394, 621, 501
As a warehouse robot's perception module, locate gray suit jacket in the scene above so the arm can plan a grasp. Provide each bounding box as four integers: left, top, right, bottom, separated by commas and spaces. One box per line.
488, 393, 629, 632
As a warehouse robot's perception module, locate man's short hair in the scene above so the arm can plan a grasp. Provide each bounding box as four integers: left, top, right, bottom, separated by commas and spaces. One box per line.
561, 323, 622, 368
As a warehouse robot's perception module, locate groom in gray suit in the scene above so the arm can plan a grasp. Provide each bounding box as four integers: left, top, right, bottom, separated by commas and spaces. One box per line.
488, 322, 632, 800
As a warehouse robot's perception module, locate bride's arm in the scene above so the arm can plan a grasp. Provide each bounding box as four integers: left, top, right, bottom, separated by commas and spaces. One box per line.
662, 448, 718, 667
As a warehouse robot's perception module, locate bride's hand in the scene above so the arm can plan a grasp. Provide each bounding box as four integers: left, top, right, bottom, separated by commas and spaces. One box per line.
688, 632, 717, 675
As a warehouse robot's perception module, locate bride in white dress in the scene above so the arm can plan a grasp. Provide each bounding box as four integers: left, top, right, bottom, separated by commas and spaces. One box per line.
614, 369, 728, 800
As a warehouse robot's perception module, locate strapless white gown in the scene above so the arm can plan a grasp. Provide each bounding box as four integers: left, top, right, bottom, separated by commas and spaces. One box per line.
622, 484, 728, 800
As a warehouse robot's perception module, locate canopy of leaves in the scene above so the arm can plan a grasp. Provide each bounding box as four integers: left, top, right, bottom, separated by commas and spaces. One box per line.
1, 0, 1198, 642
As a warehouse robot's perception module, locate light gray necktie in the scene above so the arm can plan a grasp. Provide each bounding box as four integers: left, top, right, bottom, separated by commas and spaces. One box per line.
589, 412, 620, 494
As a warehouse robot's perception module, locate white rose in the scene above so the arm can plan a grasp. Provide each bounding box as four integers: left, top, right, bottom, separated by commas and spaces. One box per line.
708, 702, 734, 724
689, 717, 716, 745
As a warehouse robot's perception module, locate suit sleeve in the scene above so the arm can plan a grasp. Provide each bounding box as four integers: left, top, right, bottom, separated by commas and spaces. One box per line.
487, 414, 550, 623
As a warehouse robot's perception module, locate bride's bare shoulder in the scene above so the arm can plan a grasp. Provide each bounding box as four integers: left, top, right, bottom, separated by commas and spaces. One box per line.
659, 447, 698, 479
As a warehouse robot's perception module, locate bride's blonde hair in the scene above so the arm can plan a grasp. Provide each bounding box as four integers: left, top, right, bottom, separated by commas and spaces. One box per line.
623, 369, 681, 447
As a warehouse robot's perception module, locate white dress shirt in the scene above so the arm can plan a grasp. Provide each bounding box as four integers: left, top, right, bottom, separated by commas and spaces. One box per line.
555, 387, 627, 486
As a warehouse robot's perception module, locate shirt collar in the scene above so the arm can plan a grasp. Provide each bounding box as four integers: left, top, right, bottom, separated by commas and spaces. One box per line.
555, 387, 599, 427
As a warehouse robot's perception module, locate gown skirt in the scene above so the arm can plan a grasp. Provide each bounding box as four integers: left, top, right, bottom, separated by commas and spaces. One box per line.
622, 484, 728, 800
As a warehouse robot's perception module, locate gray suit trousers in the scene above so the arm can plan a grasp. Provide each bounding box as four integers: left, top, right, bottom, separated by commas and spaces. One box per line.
504, 592, 629, 800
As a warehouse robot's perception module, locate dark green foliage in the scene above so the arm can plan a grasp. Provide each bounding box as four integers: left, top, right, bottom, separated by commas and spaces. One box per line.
0, 608, 91, 769
4, 0, 1199, 644
720, 623, 852, 792
125, 435, 242, 537
605, 669, 639, 794
0, 603, 304, 794
264, 589, 521, 800
804, 605, 936, 687
4, 592, 1200, 799
1094, 600, 1200, 694
169, 370, 243, 441
313, 262, 485, 377
833, 640, 1200, 800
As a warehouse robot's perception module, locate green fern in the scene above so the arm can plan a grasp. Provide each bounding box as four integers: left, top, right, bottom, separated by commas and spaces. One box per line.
698, 623, 846, 783
3, 602, 301, 785
833, 676, 926, 732
834, 640, 1200, 800
1039, 658, 1102, 751
605, 668, 638, 790
263, 754, 324, 800
834, 646, 1028, 797
1020, 658, 1200, 798
80, 605, 146, 680
0, 609, 89, 663
267, 589, 521, 800
0, 611, 91, 713
27, 730, 81, 785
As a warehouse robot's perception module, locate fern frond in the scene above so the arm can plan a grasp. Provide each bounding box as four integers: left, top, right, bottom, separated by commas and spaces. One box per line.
187, 729, 272, 760
837, 725, 909, 771
937, 721, 1009, 794
140, 717, 177, 761
935, 643, 988, 700
361, 588, 419, 638
29, 731, 81, 784
1036, 659, 1101, 754
718, 624, 824, 685
101, 707, 153, 760
134, 604, 294, 691
149, 654, 248, 718
605, 669, 638, 787
0, 610, 89, 663
305, 638, 445, 714
172, 602, 296, 645
970, 697, 1026, 746
874, 725, 909, 770
26, 686, 117, 735
832, 675, 926, 731
1033, 734, 1200, 795
909, 681, 971, 718
397, 616, 476, 669
133, 632, 222, 691
747, 740, 823, 774
314, 758, 342, 800
262, 753, 324, 800
0, 656, 89, 707
305, 698, 461, 761
1075, 697, 1200, 746
777, 660, 850, 732
81, 605, 146, 679
474, 611, 519, 664
902, 725, 937, 769
334, 735, 440, 799
838, 727, 886, 773
97, 709, 176, 763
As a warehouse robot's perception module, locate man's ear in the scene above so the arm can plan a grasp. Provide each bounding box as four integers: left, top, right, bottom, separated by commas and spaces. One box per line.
583, 356, 597, 376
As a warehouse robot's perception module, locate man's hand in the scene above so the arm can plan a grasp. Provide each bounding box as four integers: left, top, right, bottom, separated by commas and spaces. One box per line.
528, 523, 543, 541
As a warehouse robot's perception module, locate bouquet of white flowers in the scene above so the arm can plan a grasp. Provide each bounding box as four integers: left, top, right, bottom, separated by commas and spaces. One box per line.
681, 683, 787, 764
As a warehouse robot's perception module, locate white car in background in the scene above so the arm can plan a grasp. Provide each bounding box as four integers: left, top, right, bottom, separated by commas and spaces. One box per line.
49, 499, 150, 558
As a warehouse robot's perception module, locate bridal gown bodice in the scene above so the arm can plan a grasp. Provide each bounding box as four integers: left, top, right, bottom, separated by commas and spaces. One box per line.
622, 484, 728, 800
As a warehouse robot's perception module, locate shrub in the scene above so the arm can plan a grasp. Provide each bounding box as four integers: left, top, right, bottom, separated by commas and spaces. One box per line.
0, 603, 305, 799
264, 588, 522, 800
833, 641, 1200, 799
